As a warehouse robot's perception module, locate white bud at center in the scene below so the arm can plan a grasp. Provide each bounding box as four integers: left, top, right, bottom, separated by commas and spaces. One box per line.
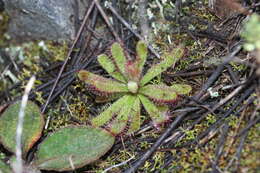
127, 81, 138, 94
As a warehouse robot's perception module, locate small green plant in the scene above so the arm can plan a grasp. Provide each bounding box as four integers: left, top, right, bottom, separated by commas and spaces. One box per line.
78, 41, 191, 135
0, 101, 115, 172
0, 41, 192, 172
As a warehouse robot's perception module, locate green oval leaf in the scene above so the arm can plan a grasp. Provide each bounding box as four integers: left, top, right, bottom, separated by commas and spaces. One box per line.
0, 101, 44, 155
34, 126, 115, 171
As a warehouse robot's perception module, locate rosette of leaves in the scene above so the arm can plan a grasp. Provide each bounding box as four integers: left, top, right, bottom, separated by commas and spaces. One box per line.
78, 41, 191, 135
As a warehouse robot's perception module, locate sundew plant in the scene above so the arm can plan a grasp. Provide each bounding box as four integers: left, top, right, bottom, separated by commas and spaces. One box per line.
78, 41, 191, 135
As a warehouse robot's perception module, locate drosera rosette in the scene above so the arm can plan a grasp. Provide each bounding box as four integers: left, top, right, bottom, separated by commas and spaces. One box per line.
78, 41, 192, 135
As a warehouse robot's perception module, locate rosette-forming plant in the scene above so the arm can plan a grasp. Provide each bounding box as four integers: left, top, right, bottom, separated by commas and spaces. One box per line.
78, 41, 192, 135
0, 41, 191, 172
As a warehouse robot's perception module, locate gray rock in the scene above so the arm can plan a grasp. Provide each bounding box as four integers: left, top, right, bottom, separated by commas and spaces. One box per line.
3, 0, 89, 41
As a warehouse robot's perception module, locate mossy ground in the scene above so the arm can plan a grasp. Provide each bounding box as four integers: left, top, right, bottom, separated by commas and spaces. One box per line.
0, 1, 259, 172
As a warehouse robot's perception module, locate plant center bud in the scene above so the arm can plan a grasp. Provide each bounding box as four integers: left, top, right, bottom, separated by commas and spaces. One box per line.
127, 81, 138, 94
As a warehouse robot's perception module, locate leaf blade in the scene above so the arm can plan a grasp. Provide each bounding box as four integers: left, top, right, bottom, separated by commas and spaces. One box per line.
139, 84, 178, 104
140, 47, 184, 86
91, 95, 129, 127
111, 42, 127, 78
34, 126, 115, 171
0, 101, 44, 155
128, 97, 141, 134
107, 95, 137, 135
136, 41, 148, 79
138, 95, 169, 125
78, 70, 128, 96
171, 84, 192, 95
97, 54, 126, 82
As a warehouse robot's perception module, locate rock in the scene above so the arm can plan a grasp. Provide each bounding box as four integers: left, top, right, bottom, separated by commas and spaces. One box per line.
0, 0, 4, 12
2, 0, 89, 41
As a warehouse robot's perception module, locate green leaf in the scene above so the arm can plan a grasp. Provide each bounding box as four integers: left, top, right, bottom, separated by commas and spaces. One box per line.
171, 84, 192, 95
136, 41, 148, 75
128, 98, 141, 134
136, 41, 147, 69
34, 126, 115, 171
139, 84, 178, 104
111, 42, 127, 77
107, 95, 137, 135
138, 95, 169, 125
95, 93, 123, 103
0, 159, 12, 173
78, 70, 128, 96
140, 47, 184, 86
97, 54, 126, 82
91, 95, 129, 127
0, 101, 44, 155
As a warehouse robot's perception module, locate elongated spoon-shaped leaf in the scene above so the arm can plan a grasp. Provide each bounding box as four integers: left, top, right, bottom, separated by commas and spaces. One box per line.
139, 84, 178, 104
140, 47, 184, 86
78, 70, 128, 96
97, 54, 126, 82
171, 84, 192, 95
138, 95, 168, 125
111, 42, 127, 77
34, 126, 115, 171
0, 101, 44, 155
107, 95, 136, 135
91, 95, 130, 127
128, 98, 141, 134
136, 41, 147, 73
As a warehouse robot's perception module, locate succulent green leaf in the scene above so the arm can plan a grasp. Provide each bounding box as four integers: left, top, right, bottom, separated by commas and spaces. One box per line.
0, 159, 12, 173
128, 98, 141, 134
138, 95, 168, 125
140, 47, 184, 86
108, 95, 136, 135
171, 84, 192, 95
78, 70, 128, 96
139, 84, 178, 104
111, 42, 127, 77
0, 101, 44, 155
91, 95, 130, 127
136, 41, 147, 75
97, 54, 126, 82
34, 126, 115, 171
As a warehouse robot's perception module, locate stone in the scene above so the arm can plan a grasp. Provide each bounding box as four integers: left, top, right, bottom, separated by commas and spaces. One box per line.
2, 0, 89, 41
